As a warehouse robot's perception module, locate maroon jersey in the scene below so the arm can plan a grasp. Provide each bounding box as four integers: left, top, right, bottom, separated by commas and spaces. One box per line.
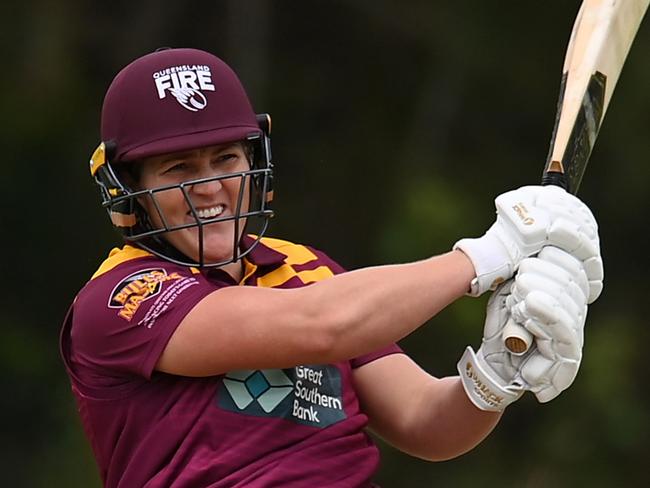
60, 236, 402, 487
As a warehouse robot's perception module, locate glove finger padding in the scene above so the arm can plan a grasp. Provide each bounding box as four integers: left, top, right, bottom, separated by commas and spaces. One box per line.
531, 246, 602, 303
513, 265, 587, 314
509, 265, 587, 403
513, 290, 584, 361
477, 247, 589, 405
533, 247, 590, 299
511, 249, 591, 353
510, 274, 586, 333
532, 193, 603, 302
547, 217, 599, 262
523, 186, 602, 280
583, 256, 605, 303
534, 185, 599, 233
536, 232, 603, 304
519, 352, 580, 403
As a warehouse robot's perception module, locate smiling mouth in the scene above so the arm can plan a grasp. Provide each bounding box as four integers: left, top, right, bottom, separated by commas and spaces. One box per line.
193, 204, 225, 220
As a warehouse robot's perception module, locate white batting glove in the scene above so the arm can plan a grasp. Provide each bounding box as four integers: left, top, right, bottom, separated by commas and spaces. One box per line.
454, 185, 601, 296
507, 247, 591, 402
458, 250, 591, 410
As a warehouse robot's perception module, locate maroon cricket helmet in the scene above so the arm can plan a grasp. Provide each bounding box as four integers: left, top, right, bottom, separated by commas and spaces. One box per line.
101, 47, 262, 162
90, 48, 274, 268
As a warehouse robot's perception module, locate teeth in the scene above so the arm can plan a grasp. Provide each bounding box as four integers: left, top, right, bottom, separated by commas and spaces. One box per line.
196, 205, 224, 219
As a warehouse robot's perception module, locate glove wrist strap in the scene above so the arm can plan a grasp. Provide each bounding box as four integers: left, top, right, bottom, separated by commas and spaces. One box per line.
457, 346, 522, 412
454, 232, 512, 296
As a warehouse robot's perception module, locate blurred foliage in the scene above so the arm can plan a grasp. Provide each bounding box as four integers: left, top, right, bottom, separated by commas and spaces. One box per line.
2, 0, 650, 486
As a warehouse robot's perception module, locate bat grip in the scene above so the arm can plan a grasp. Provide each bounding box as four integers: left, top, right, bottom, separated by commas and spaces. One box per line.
503, 168, 568, 355
541, 170, 569, 189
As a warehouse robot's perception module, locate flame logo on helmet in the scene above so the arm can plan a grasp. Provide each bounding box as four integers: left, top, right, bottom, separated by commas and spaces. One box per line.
153, 65, 215, 112
170, 87, 208, 112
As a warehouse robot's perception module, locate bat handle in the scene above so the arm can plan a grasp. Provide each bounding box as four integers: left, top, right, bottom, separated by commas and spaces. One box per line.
541, 169, 569, 189
503, 166, 568, 354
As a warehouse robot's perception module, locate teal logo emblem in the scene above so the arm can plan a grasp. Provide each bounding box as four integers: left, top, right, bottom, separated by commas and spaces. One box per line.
222, 369, 294, 413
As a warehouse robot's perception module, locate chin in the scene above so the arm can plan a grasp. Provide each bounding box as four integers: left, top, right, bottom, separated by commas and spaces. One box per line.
179, 227, 237, 263
203, 234, 237, 256
202, 249, 235, 264
179, 243, 231, 264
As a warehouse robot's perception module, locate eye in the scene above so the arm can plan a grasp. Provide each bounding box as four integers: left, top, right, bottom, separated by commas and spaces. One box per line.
162, 162, 188, 174
217, 153, 238, 163
212, 152, 246, 170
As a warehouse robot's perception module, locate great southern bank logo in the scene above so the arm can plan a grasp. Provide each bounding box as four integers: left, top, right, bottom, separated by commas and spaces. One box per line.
218, 365, 347, 428
153, 65, 215, 112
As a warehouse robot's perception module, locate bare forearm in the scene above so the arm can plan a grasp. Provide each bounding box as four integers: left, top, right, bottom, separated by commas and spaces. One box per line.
299, 250, 475, 362
355, 354, 501, 462
408, 376, 501, 461
368, 375, 501, 461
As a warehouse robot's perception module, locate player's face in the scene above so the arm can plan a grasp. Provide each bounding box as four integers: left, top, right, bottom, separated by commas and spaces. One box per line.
137, 142, 251, 264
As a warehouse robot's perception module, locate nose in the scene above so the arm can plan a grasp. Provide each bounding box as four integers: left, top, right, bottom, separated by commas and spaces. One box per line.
190, 176, 223, 196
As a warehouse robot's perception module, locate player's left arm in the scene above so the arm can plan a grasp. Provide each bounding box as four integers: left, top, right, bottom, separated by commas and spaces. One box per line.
352, 353, 501, 461
353, 244, 603, 461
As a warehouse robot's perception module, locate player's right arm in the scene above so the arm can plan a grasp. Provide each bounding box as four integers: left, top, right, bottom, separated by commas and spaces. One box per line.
156, 250, 475, 376
156, 185, 602, 377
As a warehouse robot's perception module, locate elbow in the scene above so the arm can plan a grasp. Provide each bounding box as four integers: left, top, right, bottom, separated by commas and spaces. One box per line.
417, 445, 475, 463
397, 437, 478, 463
413, 422, 496, 462
409, 428, 494, 463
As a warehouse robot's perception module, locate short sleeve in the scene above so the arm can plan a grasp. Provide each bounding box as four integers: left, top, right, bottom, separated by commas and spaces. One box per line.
70, 259, 217, 385
350, 344, 404, 369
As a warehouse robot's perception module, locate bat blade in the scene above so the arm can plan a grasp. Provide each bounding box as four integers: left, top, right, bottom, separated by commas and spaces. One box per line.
504, 0, 650, 355
543, 0, 650, 194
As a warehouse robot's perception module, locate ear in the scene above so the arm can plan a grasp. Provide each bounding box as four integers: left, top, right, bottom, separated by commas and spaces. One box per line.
115, 161, 143, 192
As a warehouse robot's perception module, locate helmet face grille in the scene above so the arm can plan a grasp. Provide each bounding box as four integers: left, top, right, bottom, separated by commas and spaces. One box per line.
95, 131, 274, 268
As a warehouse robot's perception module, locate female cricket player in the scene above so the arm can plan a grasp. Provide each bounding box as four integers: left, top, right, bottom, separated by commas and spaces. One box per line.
60, 48, 603, 488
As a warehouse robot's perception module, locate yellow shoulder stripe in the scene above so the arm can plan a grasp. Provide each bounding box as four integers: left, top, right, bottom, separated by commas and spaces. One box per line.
256, 265, 334, 288
255, 237, 335, 288
90, 245, 201, 280
259, 236, 318, 265
92, 245, 153, 280
296, 266, 334, 284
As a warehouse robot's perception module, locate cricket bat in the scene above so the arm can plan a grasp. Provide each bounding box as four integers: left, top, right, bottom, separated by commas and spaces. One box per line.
503, 0, 650, 354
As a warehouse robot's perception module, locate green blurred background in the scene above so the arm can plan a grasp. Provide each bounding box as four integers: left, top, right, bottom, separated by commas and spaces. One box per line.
3, 1, 649, 486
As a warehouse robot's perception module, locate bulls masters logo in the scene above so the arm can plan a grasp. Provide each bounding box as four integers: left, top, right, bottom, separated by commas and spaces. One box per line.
108, 268, 183, 321
217, 365, 347, 428
153, 64, 215, 112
